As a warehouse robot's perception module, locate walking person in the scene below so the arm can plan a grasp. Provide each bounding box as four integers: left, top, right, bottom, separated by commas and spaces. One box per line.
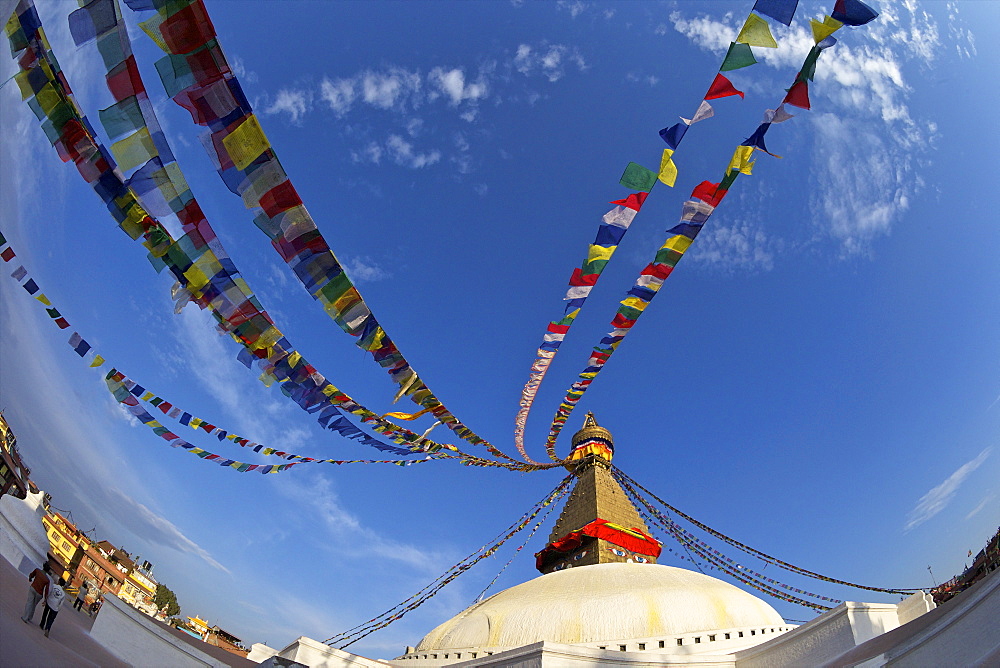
73, 581, 90, 610
20, 562, 51, 624
40, 577, 67, 637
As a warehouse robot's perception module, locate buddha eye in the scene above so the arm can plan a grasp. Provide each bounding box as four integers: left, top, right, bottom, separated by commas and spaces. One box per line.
612, 548, 626, 557
634, 555, 648, 563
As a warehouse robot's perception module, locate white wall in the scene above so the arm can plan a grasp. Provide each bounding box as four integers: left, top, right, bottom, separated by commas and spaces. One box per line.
0, 488, 50, 574
90, 593, 231, 667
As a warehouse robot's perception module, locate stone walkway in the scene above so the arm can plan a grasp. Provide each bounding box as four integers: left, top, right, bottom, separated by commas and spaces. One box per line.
1, 555, 128, 667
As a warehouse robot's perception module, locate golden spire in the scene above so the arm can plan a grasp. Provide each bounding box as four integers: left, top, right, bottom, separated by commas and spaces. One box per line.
566, 412, 614, 468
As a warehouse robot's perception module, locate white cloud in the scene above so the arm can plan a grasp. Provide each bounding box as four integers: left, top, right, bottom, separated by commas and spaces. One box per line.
265, 88, 312, 124
557, 0, 586, 18
351, 141, 384, 165
319, 77, 357, 116
361, 67, 422, 110
965, 495, 994, 521
689, 222, 776, 272
343, 256, 390, 283
668, 3, 946, 256
106, 488, 230, 573
905, 448, 993, 532
428, 67, 488, 105
513, 43, 586, 82
386, 134, 441, 168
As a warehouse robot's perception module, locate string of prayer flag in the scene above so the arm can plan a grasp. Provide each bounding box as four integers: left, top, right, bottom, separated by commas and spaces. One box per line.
121, 0, 508, 460
7, 1, 552, 471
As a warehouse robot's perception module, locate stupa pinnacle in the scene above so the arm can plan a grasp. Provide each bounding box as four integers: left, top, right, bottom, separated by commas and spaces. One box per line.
534, 414, 661, 573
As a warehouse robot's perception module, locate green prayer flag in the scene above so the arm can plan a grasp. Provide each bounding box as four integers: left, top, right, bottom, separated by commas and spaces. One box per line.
154, 54, 195, 98
719, 168, 739, 190
800, 47, 821, 82
619, 162, 657, 192
720, 42, 757, 72
99, 96, 145, 139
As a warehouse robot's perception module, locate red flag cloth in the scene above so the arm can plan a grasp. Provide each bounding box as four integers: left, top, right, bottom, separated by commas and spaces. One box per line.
643, 263, 674, 280
106, 56, 145, 101
609, 191, 649, 211
546, 323, 571, 334
611, 313, 637, 329
691, 181, 727, 207
704, 73, 745, 100
259, 180, 303, 218
159, 0, 217, 55
534, 518, 663, 570
783, 80, 811, 109
569, 267, 600, 286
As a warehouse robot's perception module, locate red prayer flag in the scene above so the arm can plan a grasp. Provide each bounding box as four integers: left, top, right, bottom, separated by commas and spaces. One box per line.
643, 263, 674, 280
705, 73, 745, 101
783, 80, 811, 109
106, 56, 145, 101
259, 180, 303, 218
691, 181, 727, 207
609, 191, 649, 211
1, 248, 15, 262
54, 318, 70, 329
568, 267, 600, 286
159, 0, 217, 55
611, 313, 637, 329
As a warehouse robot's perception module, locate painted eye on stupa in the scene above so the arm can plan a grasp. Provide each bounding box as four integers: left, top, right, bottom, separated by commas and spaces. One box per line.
612, 548, 627, 557
634, 555, 648, 563
573, 552, 584, 560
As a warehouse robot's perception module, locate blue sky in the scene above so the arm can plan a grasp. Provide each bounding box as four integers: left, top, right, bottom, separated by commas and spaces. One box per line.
1, 0, 997, 657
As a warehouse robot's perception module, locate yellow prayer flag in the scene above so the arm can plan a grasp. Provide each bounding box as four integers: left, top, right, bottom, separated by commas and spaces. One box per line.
14, 70, 37, 101
322, 385, 337, 396
5, 13, 20, 37
620, 296, 649, 311
189, 417, 203, 428
35, 83, 63, 117
182, 264, 210, 291
111, 127, 158, 173
139, 14, 169, 53
586, 244, 615, 263
663, 235, 693, 253
89, 355, 105, 368
222, 115, 271, 170
286, 351, 301, 368
141, 391, 154, 401
729, 145, 755, 175
736, 13, 778, 48
810, 15, 843, 43
382, 406, 434, 421
658, 149, 678, 187
35, 294, 52, 306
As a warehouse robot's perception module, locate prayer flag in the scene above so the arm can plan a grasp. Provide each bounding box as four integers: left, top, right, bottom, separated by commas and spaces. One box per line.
704, 74, 744, 100
682, 100, 714, 125
764, 105, 794, 123
691, 181, 726, 207
720, 42, 757, 72
90, 355, 106, 367
752, 0, 798, 26
22, 279, 39, 294
783, 80, 810, 109
736, 14, 778, 48
658, 122, 688, 149
810, 15, 843, 43
1, 247, 15, 262
619, 162, 657, 192
658, 149, 678, 187
68, 332, 91, 356
221, 115, 270, 170
831, 0, 879, 26
10, 265, 27, 281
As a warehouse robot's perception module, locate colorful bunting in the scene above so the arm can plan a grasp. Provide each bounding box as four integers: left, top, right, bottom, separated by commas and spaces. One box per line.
752, 0, 799, 26
810, 15, 843, 43
720, 42, 758, 72
704, 73, 745, 101
659, 122, 688, 149
831, 0, 879, 27
736, 13, 778, 48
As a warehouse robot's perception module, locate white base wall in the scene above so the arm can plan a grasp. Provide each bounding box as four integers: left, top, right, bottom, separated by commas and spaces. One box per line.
0, 488, 50, 575
90, 593, 232, 668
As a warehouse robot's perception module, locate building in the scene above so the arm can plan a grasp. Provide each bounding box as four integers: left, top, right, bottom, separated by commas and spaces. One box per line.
0, 413, 33, 500
249, 415, 1000, 667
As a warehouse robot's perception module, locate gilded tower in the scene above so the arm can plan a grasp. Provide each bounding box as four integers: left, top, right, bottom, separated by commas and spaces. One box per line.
534, 413, 661, 573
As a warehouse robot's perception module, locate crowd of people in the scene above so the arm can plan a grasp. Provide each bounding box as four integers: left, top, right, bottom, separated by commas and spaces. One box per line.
18, 561, 103, 638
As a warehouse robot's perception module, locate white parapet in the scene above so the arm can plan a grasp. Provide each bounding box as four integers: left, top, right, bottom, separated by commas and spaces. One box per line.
0, 488, 50, 574
90, 593, 232, 667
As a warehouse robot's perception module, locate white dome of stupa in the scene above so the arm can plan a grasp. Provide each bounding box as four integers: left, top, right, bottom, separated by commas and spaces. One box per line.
415, 562, 786, 652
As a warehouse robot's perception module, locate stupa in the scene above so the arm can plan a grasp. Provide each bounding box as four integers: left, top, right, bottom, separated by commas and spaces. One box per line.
250, 416, 957, 668
395, 414, 793, 664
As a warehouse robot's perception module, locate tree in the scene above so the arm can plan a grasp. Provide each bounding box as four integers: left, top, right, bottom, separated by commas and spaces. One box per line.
154, 583, 180, 617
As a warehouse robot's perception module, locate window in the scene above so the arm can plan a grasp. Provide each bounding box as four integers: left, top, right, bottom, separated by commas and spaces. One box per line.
677, 639, 683, 646
619, 645, 626, 651
638, 643, 645, 651
695, 637, 701, 644
751, 630, 756, 636
725, 633, 731, 640
709, 635, 716, 642
738, 631, 744, 638
658, 641, 665, 648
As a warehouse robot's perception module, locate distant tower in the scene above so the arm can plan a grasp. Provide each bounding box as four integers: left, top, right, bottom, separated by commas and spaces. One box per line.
534, 413, 661, 573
